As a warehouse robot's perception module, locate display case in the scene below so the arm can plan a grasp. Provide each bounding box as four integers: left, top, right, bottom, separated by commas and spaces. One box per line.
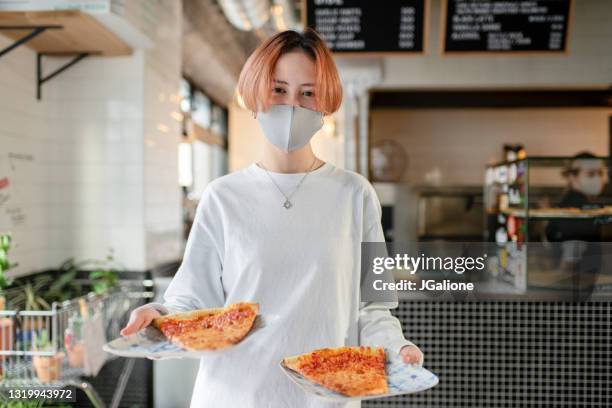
484, 156, 612, 295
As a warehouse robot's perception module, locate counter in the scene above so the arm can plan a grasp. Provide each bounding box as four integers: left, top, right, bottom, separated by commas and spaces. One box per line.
363, 297, 612, 408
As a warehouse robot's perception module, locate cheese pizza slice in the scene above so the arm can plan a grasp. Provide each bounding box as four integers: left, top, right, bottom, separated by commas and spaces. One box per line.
152, 302, 259, 351
283, 346, 388, 397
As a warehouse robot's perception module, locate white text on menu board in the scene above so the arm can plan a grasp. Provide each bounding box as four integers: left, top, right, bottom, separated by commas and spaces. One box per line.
399, 6, 417, 49
314, 3, 363, 50
314, 0, 418, 51
451, 1, 566, 50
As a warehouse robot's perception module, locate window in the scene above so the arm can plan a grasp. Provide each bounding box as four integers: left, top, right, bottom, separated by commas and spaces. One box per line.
192, 90, 211, 129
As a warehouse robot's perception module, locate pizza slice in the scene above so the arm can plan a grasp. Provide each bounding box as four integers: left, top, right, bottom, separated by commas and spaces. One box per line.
283, 346, 388, 397
152, 302, 259, 351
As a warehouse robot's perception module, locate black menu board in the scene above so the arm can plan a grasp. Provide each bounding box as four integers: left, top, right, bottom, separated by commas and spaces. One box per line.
304, 0, 427, 54
443, 0, 572, 53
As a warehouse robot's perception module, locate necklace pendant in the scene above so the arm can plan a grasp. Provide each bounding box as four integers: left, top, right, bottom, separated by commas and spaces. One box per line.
283, 199, 293, 209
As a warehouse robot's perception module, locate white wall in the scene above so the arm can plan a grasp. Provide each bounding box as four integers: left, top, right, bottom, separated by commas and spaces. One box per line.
376, 0, 612, 88
0, 40, 57, 275
370, 107, 612, 186
0, 0, 183, 277
141, 0, 183, 270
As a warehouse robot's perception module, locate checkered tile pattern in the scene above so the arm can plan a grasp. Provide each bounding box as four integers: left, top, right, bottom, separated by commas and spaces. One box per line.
364, 301, 612, 407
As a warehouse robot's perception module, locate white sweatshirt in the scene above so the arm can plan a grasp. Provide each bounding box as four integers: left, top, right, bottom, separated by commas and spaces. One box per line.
152, 162, 414, 408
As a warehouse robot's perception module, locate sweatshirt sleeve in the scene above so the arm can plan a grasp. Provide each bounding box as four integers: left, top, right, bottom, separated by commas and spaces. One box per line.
150, 183, 225, 315
358, 183, 416, 355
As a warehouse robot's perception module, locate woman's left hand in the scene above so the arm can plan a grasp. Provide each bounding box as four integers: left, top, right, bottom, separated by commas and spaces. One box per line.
399, 345, 424, 366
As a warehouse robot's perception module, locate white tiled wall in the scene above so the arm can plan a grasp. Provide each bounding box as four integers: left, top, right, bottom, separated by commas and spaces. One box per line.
141, 0, 182, 269
0, 0, 183, 277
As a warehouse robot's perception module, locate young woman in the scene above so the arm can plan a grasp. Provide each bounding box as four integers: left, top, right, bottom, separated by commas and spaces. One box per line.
121, 28, 423, 407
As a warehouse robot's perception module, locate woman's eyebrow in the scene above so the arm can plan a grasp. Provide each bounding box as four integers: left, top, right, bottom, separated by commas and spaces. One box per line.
273, 79, 314, 86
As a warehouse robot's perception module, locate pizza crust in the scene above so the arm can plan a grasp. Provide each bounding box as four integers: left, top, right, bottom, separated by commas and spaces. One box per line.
153, 302, 259, 351
283, 346, 388, 397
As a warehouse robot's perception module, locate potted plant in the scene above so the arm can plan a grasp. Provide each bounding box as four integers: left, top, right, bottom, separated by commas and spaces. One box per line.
43, 258, 82, 303
22, 278, 51, 312
31, 329, 65, 384
87, 249, 121, 295
52, 249, 121, 298
23, 279, 54, 349
55, 251, 120, 368
0, 233, 16, 307
64, 298, 88, 369
0, 273, 54, 364
0, 233, 16, 372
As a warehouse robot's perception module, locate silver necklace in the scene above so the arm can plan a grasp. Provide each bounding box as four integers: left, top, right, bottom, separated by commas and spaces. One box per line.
258, 158, 319, 209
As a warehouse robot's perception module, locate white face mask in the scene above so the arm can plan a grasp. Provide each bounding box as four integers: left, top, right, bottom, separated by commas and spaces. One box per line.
256, 104, 324, 152
576, 174, 603, 196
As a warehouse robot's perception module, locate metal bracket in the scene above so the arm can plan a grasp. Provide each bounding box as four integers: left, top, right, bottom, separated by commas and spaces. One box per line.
0, 25, 62, 58
37, 52, 89, 100
0, 25, 89, 100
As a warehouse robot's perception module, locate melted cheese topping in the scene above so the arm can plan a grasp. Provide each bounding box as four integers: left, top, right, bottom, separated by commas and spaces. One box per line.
297, 347, 385, 376
159, 306, 255, 338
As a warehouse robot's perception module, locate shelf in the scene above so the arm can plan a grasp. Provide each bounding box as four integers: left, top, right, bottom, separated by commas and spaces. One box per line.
488, 156, 611, 169
0, 10, 132, 56
501, 207, 612, 219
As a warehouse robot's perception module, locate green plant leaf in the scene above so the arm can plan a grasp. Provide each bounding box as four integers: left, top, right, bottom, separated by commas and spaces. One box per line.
92, 281, 107, 294
0, 250, 8, 270
0, 234, 10, 251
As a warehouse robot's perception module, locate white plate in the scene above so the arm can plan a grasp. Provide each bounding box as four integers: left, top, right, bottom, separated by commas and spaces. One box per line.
103, 315, 273, 359
280, 348, 439, 401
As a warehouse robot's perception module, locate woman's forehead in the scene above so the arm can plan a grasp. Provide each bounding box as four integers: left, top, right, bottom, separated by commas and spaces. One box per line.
273, 51, 316, 84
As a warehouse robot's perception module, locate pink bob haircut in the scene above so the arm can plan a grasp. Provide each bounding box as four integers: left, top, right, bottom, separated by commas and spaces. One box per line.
237, 28, 343, 116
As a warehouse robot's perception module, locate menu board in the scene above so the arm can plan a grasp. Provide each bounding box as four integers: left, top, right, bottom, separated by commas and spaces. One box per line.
443, 0, 572, 53
305, 0, 426, 54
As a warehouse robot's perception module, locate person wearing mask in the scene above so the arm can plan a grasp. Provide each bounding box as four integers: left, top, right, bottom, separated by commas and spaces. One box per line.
546, 152, 607, 243
545, 152, 608, 295
120, 28, 423, 407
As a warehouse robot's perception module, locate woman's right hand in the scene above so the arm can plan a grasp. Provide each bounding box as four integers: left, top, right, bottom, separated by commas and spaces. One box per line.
120, 304, 162, 336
